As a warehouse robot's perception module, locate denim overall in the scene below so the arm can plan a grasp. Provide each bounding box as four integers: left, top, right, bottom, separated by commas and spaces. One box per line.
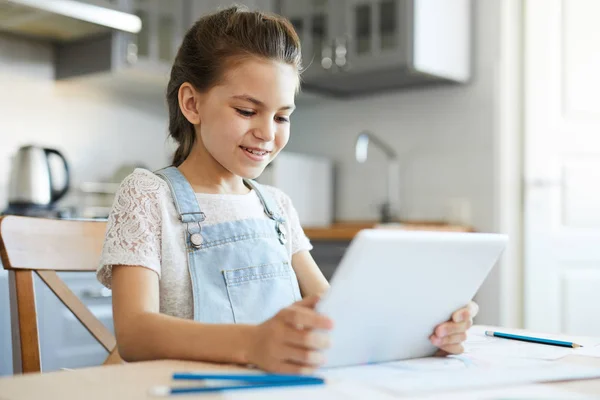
155, 166, 302, 324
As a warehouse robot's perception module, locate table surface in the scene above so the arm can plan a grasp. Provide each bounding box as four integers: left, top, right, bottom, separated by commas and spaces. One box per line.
1, 333, 599, 399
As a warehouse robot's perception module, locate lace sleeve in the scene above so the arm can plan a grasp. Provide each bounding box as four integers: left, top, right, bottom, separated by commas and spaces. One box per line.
97, 170, 164, 288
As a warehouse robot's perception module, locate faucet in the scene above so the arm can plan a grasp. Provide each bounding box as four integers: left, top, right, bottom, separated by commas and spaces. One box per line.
355, 131, 401, 223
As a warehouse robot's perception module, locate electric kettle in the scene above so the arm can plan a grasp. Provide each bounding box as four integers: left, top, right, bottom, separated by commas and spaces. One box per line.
6, 145, 70, 212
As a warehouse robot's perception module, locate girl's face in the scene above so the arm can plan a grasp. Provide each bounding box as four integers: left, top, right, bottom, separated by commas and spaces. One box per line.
195, 58, 297, 180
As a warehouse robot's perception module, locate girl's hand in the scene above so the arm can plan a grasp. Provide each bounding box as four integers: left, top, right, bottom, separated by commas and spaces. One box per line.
430, 301, 479, 355
247, 295, 333, 374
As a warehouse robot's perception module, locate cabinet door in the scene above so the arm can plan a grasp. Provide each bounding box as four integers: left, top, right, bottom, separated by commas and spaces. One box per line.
344, 0, 409, 74
310, 241, 350, 281
35, 272, 115, 372
0, 271, 13, 376
130, 0, 184, 64
277, 0, 344, 81
77, 0, 123, 8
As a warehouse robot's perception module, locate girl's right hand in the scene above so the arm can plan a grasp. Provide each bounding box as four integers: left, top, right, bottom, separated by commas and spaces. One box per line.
246, 295, 333, 374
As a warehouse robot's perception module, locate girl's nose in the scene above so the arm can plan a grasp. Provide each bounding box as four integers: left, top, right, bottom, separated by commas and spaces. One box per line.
254, 121, 277, 142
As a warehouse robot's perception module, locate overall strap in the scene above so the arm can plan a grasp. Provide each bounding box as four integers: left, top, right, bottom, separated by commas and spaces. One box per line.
243, 179, 285, 223
154, 166, 205, 223
244, 179, 288, 245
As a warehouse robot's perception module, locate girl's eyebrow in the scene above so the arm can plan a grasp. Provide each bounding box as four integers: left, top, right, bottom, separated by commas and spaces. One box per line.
230, 94, 295, 111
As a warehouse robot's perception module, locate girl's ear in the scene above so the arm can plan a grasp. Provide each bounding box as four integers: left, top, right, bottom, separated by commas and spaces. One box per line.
178, 82, 202, 124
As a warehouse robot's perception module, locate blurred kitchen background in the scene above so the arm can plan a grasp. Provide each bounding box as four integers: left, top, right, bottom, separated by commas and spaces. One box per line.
2, 0, 599, 376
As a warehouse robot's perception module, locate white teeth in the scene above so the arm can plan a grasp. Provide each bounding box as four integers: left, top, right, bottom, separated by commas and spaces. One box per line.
243, 147, 267, 156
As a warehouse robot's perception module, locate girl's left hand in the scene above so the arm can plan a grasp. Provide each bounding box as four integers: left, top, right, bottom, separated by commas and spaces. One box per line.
429, 301, 479, 355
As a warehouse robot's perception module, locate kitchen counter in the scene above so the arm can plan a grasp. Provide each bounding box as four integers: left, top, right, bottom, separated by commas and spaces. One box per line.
302, 221, 475, 241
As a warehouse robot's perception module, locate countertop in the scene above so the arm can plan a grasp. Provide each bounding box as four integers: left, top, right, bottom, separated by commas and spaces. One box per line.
302, 221, 475, 241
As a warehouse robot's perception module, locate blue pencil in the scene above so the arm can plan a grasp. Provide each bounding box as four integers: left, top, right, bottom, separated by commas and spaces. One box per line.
485, 330, 582, 348
172, 372, 324, 384
149, 379, 324, 396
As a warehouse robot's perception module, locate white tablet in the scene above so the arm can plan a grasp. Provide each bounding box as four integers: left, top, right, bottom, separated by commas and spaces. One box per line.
316, 229, 508, 369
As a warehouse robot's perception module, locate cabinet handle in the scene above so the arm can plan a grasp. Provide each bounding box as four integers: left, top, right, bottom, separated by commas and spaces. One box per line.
321, 44, 333, 69
81, 288, 112, 299
334, 36, 347, 68
126, 42, 138, 64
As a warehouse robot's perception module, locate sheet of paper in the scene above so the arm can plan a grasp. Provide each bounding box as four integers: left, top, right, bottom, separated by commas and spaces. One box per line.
321, 357, 600, 396
220, 380, 399, 400
221, 361, 600, 399
472, 325, 600, 347
221, 382, 593, 400
464, 326, 572, 360
574, 344, 600, 358
220, 325, 600, 398
400, 384, 594, 400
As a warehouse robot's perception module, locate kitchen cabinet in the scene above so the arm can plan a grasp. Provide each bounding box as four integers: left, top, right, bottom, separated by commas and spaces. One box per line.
311, 240, 351, 281
276, 0, 472, 97
0, 270, 13, 376
35, 272, 115, 372
55, 0, 187, 94
79, 0, 123, 7
274, 0, 344, 82
56, 0, 280, 88
0, 266, 114, 375
187, 0, 276, 27
129, 0, 186, 65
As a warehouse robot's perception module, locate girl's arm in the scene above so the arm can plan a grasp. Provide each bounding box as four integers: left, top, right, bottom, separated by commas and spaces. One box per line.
111, 265, 255, 363
111, 265, 332, 373
291, 250, 330, 298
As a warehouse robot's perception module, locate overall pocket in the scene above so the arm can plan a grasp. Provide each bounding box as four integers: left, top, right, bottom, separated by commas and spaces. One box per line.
223, 262, 299, 324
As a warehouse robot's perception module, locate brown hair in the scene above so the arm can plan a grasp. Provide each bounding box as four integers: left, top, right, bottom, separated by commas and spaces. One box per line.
166, 5, 303, 167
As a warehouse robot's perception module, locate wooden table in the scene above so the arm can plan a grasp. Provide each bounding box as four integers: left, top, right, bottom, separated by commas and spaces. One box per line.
1, 342, 599, 399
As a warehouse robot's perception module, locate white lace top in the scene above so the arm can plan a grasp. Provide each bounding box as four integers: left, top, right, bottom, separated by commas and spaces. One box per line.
97, 168, 313, 319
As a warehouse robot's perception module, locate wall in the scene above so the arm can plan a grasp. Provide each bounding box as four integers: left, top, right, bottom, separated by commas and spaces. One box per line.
0, 0, 506, 330
287, 0, 503, 324
0, 34, 171, 212
0, 33, 171, 376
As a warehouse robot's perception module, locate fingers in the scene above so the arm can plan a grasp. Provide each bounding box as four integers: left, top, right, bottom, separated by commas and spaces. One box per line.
268, 326, 329, 373
293, 295, 321, 309
468, 301, 479, 318
252, 302, 332, 374
280, 306, 333, 331
438, 343, 464, 355
281, 346, 325, 366
434, 319, 472, 338
430, 332, 467, 348
270, 362, 316, 375
285, 328, 331, 351
451, 301, 479, 323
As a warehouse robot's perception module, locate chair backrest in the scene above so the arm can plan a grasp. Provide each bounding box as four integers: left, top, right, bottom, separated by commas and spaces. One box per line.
0, 215, 122, 374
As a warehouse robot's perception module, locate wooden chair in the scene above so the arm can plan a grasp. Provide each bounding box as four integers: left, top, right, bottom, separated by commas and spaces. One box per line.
0, 215, 122, 374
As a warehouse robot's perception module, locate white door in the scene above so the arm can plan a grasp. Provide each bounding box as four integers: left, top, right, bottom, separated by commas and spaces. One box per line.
525, 0, 600, 335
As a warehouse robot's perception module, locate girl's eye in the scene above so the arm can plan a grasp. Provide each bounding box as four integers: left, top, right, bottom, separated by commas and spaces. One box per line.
235, 108, 255, 117
276, 116, 290, 123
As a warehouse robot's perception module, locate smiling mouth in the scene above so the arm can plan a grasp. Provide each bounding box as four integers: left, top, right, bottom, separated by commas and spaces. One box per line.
240, 146, 271, 156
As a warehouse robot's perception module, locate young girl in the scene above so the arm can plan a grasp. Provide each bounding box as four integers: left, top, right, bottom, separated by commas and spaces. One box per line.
97, 5, 478, 374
